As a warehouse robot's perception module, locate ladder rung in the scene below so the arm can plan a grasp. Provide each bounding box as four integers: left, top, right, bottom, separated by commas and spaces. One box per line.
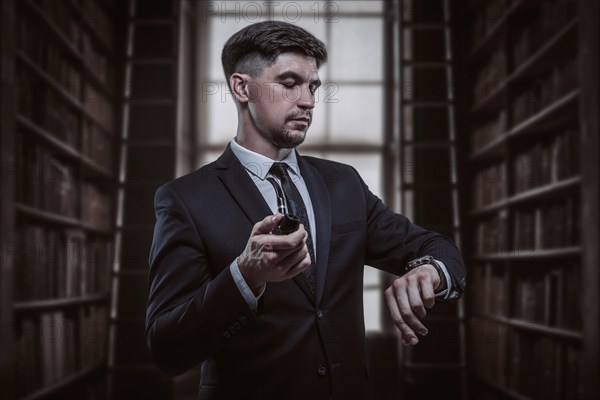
401, 23, 450, 29
402, 61, 451, 67
402, 101, 453, 107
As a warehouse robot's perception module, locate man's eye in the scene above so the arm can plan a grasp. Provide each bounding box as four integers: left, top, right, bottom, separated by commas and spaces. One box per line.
282, 81, 295, 88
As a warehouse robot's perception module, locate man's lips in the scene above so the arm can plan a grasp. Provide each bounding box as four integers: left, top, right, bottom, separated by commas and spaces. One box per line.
289, 117, 310, 124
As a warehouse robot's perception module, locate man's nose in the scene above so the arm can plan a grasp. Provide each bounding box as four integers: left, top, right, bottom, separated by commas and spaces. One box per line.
297, 86, 315, 109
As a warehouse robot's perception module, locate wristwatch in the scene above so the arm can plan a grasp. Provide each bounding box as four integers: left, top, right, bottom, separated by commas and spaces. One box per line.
405, 255, 446, 288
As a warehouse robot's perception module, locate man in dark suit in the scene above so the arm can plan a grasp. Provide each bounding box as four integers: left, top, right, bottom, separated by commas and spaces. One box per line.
146, 21, 466, 400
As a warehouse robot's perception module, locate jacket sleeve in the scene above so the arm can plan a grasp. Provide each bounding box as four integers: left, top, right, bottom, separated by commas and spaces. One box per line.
145, 184, 258, 375
357, 169, 467, 297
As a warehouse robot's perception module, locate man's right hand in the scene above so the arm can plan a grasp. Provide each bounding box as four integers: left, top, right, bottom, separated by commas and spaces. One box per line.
237, 213, 311, 293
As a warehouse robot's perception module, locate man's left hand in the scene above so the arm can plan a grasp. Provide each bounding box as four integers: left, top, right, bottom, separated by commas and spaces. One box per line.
384, 264, 442, 346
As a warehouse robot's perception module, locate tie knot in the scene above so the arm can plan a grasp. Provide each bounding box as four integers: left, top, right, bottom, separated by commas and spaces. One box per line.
269, 162, 289, 179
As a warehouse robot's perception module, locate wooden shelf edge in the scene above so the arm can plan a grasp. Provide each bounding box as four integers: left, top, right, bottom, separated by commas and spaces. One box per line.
470, 176, 580, 217
508, 90, 580, 137
472, 372, 530, 400
471, 246, 582, 261
509, 19, 578, 85
17, 52, 83, 110
17, 115, 115, 181
16, 203, 113, 235
14, 293, 109, 311
510, 176, 581, 204
469, 81, 508, 115
469, 134, 507, 161
20, 364, 104, 400
470, 198, 509, 217
472, 314, 583, 341
23, 0, 81, 63
24, 0, 116, 100
469, 20, 578, 117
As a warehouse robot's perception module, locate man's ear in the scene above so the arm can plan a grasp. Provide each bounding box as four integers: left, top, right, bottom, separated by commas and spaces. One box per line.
230, 73, 251, 103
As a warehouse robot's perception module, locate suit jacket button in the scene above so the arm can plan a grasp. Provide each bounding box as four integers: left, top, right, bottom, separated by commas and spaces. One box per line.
317, 310, 324, 319
234, 322, 241, 330
317, 365, 327, 377
240, 316, 247, 324
223, 332, 231, 339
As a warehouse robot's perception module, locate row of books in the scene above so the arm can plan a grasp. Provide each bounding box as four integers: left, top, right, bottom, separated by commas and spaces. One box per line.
513, 198, 579, 250
513, 264, 581, 330
82, 182, 113, 231
513, 128, 579, 193
82, 118, 114, 172
470, 320, 582, 399
471, 111, 507, 154
511, 57, 578, 125
16, 306, 108, 397
83, 31, 113, 88
16, 223, 112, 301
18, 14, 82, 98
32, 0, 82, 47
507, 331, 581, 399
79, 0, 115, 50
470, 262, 582, 330
31, 0, 115, 53
472, 161, 507, 209
470, 0, 508, 46
473, 49, 507, 107
18, 67, 80, 149
474, 210, 509, 254
474, 196, 579, 254
83, 82, 114, 132
17, 137, 79, 218
20, 3, 114, 101
513, 0, 577, 66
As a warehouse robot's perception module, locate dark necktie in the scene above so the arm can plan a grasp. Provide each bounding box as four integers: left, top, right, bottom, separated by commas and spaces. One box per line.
269, 162, 316, 294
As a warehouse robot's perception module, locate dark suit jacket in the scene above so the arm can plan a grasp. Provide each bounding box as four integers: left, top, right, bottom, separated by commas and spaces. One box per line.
146, 145, 466, 400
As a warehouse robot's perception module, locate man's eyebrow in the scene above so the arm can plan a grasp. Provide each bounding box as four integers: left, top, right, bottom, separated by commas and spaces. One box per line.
276, 71, 321, 87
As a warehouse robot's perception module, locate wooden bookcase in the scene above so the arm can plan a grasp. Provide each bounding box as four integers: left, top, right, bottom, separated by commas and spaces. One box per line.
0, 0, 120, 398
454, 0, 598, 398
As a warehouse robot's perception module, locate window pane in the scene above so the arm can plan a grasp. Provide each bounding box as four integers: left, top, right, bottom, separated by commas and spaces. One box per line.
329, 85, 383, 143
324, 153, 382, 198
272, 3, 328, 44
337, 0, 384, 13
205, 82, 237, 144
207, 18, 256, 80
330, 18, 383, 81
302, 102, 327, 143
364, 290, 382, 331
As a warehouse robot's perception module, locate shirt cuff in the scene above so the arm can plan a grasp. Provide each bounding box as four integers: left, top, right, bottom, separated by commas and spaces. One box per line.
433, 259, 454, 301
230, 259, 266, 312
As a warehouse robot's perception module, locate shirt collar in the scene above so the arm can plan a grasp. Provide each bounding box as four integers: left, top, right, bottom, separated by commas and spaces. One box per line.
230, 139, 300, 180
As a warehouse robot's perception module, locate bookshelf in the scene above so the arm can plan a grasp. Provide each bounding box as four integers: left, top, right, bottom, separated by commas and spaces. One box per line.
0, 0, 120, 398
455, 0, 599, 398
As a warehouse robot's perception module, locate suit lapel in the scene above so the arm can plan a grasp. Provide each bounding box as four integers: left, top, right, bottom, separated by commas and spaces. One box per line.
215, 145, 318, 305
297, 153, 331, 306
214, 144, 272, 226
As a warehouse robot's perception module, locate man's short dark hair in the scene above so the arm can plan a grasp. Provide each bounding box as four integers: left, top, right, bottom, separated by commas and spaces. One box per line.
221, 21, 328, 87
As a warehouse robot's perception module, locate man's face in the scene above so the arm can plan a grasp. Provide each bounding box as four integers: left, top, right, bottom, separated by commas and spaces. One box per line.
246, 52, 321, 149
